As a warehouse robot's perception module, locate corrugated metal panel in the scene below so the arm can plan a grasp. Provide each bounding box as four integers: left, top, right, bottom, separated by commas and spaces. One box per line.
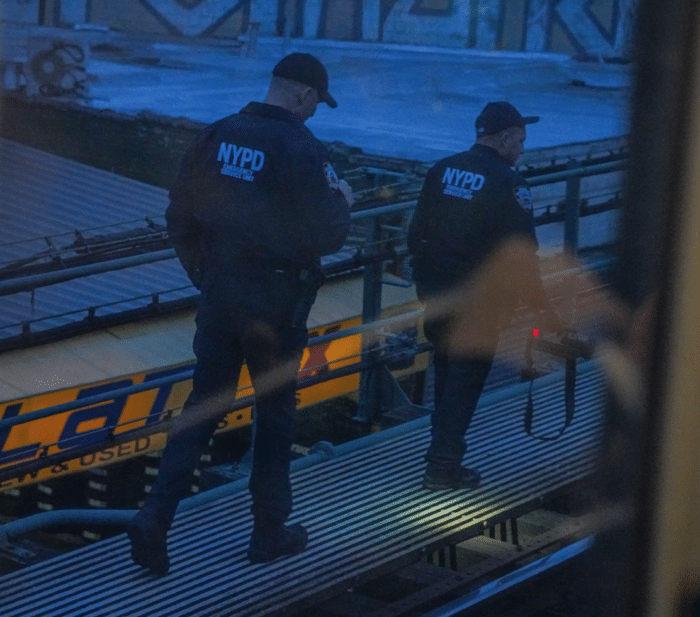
0, 139, 360, 343
0, 366, 606, 617
0, 138, 169, 259
0, 139, 195, 339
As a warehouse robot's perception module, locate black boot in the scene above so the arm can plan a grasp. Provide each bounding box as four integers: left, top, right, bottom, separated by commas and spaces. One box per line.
422, 463, 481, 491
127, 510, 170, 575
247, 521, 308, 563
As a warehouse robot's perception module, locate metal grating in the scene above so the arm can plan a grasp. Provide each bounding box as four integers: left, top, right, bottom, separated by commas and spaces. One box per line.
0, 365, 606, 617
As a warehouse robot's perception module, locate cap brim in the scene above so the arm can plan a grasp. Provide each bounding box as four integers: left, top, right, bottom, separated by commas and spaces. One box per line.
321, 91, 337, 109
521, 115, 540, 125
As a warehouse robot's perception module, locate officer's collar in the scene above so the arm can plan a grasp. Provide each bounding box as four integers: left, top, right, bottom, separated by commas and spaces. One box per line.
240, 102, 304, 124
469, 143, 505, 159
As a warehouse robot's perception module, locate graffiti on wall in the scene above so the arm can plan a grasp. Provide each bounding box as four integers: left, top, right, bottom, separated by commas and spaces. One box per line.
533, 0, 628, 56
10, 0, 635, 59
377, 0, 631, 56
261, 0, 634, 58
137, 0, 249, 36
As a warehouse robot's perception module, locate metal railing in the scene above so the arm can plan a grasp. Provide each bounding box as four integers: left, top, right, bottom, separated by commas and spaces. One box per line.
0, 158, 625, 481
0, 159, 625, 297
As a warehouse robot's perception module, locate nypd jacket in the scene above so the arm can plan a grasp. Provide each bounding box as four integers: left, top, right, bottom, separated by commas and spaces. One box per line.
166, 102, 351, 286
408, 143, 537, 298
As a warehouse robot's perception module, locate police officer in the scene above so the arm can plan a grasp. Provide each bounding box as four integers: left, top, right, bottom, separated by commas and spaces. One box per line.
408, 101, 559, 491
128, 53, 353, 574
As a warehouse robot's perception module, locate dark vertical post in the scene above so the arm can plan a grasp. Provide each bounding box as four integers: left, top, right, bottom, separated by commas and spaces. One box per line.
38, 0, 48, 25
563, 161, 582, 323
563, 161, 582, 256
53, 0, 62, 27
355, 215, 384, 423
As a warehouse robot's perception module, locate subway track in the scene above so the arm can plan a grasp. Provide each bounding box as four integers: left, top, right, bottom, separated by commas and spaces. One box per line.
0, 362, 605, 617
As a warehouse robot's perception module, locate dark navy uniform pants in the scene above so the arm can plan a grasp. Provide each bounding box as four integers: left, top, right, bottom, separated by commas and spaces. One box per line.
423, 315, 493, 469
141, 267, 313, 530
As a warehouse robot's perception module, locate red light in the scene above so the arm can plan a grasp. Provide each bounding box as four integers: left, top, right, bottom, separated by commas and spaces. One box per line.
532, 328, 539, 337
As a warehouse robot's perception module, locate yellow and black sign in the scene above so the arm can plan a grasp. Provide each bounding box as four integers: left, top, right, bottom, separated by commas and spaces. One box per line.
0, 318, 362, 491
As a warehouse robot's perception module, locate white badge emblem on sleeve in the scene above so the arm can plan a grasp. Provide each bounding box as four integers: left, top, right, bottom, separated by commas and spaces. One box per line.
323, 162, 340, 190
513, 185, 533, 212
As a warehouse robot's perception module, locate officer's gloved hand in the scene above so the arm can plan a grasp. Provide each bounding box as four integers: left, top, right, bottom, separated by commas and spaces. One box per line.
338, 179, 354, 208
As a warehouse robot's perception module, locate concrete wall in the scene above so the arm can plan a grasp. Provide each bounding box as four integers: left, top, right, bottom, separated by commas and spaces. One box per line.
1, 0, 248, 38
88, 0, 249, 37
0, 93, 205, 188
1, 0, 637, 60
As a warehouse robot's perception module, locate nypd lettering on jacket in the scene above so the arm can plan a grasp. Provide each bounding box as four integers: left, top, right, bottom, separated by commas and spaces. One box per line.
441, 167, 485, 200
217, 142, 265, 181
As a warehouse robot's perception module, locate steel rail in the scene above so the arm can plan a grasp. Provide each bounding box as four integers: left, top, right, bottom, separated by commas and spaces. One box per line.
420, 537, 594, 617
527, 159, 626, 186
0, 248, 177, 295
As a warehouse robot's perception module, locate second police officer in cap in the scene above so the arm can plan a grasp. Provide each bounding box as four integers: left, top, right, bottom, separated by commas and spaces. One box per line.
128, 53, 353, 574
408, 101, 561, 491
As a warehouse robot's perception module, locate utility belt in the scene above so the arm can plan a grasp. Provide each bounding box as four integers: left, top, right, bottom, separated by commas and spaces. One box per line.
205, 255, 325, 329
232, 258, 324, 329
275, 268, 325, 328
266, 264, 325, 291
268, 265, 324, 330
226, 252, 323, 285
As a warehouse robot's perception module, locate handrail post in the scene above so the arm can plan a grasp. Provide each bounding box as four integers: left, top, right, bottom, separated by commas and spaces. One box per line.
563, 160, 583, 256
563, 160, 582, 331
354, 215, 384, 424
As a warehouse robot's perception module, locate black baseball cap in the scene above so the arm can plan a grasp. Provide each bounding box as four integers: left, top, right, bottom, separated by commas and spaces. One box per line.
272, 53, 337, 108
475, 101, 539, 136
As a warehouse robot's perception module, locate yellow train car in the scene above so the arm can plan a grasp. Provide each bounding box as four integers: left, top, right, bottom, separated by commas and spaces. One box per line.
0, 271, 422, 491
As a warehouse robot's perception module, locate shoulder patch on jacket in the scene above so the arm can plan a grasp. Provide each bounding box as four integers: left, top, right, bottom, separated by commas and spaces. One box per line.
323, 162, 340, 190
513, 185, 533, 212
